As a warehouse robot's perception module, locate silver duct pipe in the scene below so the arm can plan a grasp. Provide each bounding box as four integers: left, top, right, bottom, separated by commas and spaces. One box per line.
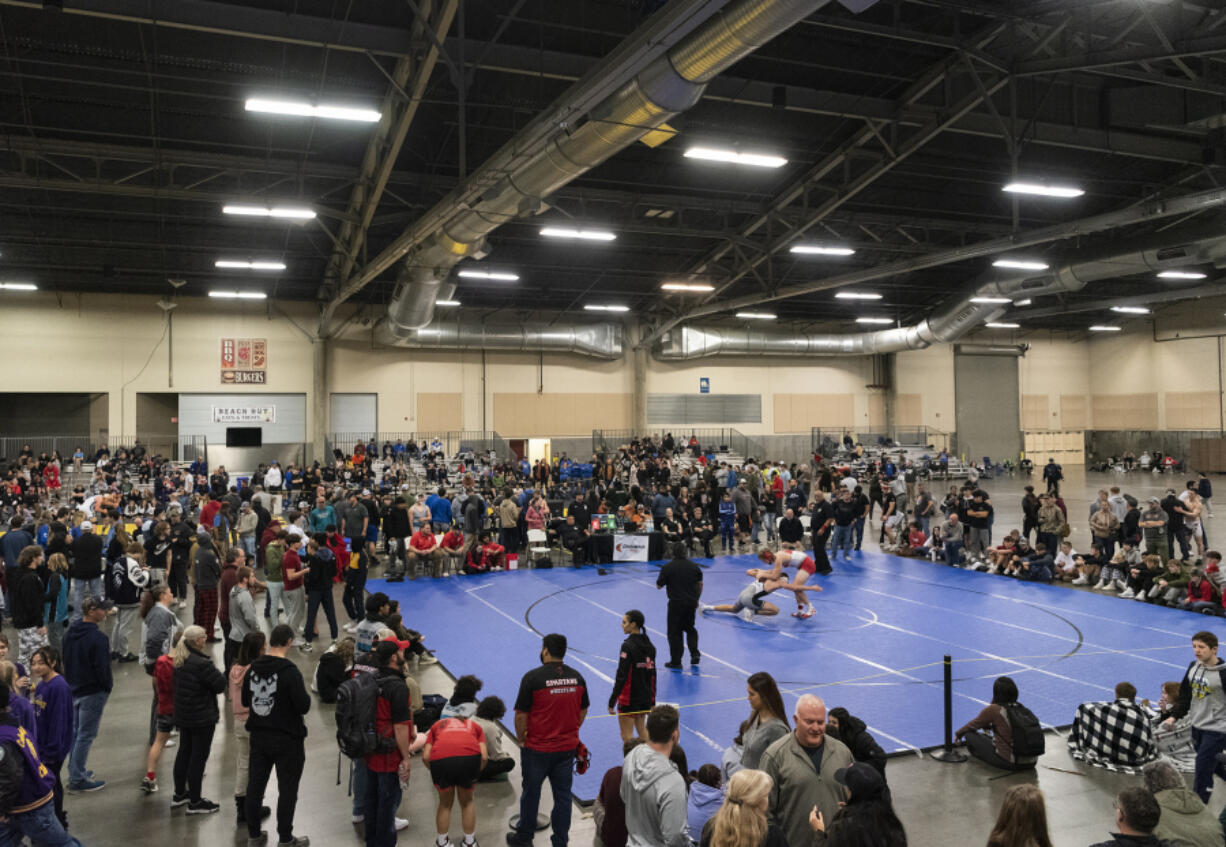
382, 0, 875, 338
375, 320, 624, 360
655, 220, 1226, 359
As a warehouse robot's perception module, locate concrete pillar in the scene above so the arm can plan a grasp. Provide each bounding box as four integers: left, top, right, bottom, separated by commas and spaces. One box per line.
311, 337, 328, 463
632, 331, 648, 434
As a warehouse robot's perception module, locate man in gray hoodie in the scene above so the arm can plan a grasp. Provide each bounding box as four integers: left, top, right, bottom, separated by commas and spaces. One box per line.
621, 705, 688, 847
226, 566, 260, 669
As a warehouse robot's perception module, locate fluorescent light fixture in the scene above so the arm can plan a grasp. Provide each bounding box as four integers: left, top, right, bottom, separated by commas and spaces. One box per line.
1003, 182, 1085, 198
970, 296, 1012, 304
735, 312, 776, 320
435, 300, 461, 307
661, 282, 715, 292
790, 245, 856, 256
0, 282, 37, 291
683, 147, 788, 168
993, 259, 1049, 270
222, 204, 315, 219
1111, 305, 1151, 314
540, 227, 616, 241
457, 270, 519, 281
985, 322, 1020, 329
855, 317, 893, 325
245, 97, 381, 123
584, 304, 630, 312
1158, 270, 1207, 280
1089, 325, 1122, 332
834, 292, 882, 300
208, 291, 267, 300
215, 260, 287, 271
1014, 299, 1032, 306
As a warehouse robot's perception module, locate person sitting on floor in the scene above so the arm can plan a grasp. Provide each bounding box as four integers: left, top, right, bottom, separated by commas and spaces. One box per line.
1015, 543, 1054, 583
986, 532, 1020, 573
1053, 541, 1079, 582
1097, 541, 1141, 592
1148, 559, 1190, 607
1068, 682, 1157, 772
1071, 542, 1109, 586
1141, 758, 1225, 847
954, 676, 1039, 772
1178, 569, 1219, 614
827, 707, 887, 779
462, 533, 505, 575
472, 696, 515, 781
1145, 682, 1196, 774
1122, 553, 1164, 600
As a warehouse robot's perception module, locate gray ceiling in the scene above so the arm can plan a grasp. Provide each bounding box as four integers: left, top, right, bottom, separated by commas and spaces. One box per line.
2, 0, 1226, 333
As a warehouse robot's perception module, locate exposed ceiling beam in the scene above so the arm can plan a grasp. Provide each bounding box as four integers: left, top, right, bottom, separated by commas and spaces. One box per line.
1008, 281, 1226, 320
0, 0, 421, 57
1013, 32, 1226, 75
323, 0, 732, 322
639, 23, 1011, 348
320, 0, 460, 308
651, 186, 1226, 326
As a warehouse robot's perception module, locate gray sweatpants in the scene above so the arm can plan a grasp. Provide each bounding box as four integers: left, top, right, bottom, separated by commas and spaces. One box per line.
967, 527, 990, 557
111, 604, 140, 655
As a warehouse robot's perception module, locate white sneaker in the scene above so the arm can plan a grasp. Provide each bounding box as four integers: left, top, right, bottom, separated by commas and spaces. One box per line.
1103, 581, 1119, 592
352, 815, 364, 824
699, 603, 714, 614
1094, 580, 1109, 590
343, 622, 358, 634
1115, 579, 1128, 592
1119, 588, 1136, 599
1134, 593, 1148, 601
739, 608, 755, 623
394, 818, 409, 832
1071, 576, 1088, 586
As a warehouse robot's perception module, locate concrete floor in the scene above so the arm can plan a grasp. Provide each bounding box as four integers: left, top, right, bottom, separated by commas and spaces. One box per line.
65, 468, 1220, 847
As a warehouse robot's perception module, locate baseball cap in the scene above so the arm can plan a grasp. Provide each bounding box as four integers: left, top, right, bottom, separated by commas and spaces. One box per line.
82, 596, 115, 614
833, 762, 885, 802
1148, 496, 1160, 503
80, 520, 93, 531
362, 489, 371, 496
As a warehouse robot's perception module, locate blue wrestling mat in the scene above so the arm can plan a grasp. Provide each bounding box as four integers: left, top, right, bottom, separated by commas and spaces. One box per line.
379, 552, 1201, 802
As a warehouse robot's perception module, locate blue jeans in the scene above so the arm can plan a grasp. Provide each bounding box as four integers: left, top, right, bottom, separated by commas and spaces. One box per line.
69, 578, 102, 624
304, 588, 338, 642
514, 748, 575, 847
0, 799, 82, 847
763, 512, 777, 541
240, 535, 257, 558
831, 525, 853, 559
853, 518, 865, 550
363, 767, 402, 847
1192, 728, 1226, 802
68, 691, 108, 785
943, 540, 964, 566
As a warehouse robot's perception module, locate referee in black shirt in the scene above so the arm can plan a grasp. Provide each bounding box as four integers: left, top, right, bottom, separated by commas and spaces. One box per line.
655, 542, 703, 669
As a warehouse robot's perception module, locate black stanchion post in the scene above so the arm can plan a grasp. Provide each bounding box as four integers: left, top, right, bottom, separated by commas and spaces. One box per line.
931, 654, 967, 762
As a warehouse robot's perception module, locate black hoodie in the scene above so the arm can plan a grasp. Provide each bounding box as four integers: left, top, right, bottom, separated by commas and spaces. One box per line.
827, 707, 887, 778
241, 654, 311, 738
609, 632, 657, 712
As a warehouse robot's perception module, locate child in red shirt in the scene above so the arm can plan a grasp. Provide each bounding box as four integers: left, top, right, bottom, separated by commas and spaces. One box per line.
424, 710, 487, 847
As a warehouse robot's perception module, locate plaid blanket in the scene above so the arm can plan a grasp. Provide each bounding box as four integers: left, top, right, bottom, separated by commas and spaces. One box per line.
1068, 699, 1158, 774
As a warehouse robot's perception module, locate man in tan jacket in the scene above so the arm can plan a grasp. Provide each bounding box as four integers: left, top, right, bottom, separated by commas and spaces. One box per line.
760, 694, 854, 847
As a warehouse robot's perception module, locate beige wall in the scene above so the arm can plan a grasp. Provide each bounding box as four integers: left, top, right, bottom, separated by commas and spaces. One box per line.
0, 292, 317, 438
1015, 334, 1091, 430
10, 295, 1226, 443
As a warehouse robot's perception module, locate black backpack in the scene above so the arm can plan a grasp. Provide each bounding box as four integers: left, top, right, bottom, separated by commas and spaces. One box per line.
1005, 702, 1045, 759
335, 673, 398, 759
0, 741, 24, 814
413, 694, 447, 733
